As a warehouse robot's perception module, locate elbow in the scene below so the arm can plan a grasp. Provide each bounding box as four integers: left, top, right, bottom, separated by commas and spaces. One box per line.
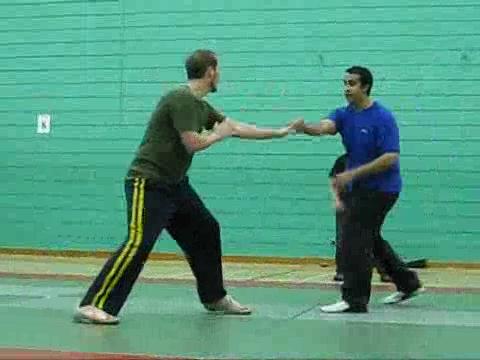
228, 123, 242, 137
184, 139, 204, 153
183, 143, 196, 154
319, 120, 337, 135
180, 133, 200, 154
323, 125, 337, 136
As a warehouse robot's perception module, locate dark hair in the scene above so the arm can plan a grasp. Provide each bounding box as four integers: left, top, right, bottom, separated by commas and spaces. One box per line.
185, 49, 218, 80
346, 66, 373, 95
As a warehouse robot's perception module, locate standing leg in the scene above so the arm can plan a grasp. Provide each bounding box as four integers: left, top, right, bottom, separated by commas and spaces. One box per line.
322, 190, 392, 313
76, 179, 176, 322
371, 193, 422, 300
339, 191, 375, 311
166, 182, 251, 314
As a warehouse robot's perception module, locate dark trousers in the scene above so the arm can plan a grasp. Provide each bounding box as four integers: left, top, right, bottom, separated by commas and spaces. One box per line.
339, 189, 420, 308
335, 210, 389, 277
79, 177, 227, 316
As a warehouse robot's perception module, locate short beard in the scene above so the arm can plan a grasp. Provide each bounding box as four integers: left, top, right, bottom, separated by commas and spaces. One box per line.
209, 78, 218, 93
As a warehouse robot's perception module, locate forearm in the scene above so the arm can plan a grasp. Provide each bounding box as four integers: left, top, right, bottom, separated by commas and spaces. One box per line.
301, 120, 336, 136
350, 153, 399, 179
187, 132, 223, 153
303, 124, 327, 136
232, 123, 283, 139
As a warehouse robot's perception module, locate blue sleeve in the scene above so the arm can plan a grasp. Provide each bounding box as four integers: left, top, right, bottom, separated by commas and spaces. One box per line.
376, 112, 400, 154
328, 108, 344, 132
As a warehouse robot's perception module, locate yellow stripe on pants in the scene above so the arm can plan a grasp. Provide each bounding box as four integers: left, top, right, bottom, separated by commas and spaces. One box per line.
92, 178, 141, 308
97, 178, 146, 309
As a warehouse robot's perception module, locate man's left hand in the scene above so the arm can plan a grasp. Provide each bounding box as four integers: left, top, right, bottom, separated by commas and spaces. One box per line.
334, 171, 355, 190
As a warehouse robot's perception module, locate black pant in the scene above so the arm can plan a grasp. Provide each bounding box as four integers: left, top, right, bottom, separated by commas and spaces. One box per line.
339, 189, 420, 308
79, 177, 227, 316
335, 209, 389, 278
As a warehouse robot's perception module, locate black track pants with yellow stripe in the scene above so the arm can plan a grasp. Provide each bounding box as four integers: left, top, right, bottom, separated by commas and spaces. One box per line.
79, 177, 227, 316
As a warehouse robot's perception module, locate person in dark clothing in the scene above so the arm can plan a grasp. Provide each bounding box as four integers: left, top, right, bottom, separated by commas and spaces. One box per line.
293, 66, 423, 313
73, 49, 301, 324
329, 154, 392, 283
328, 153, 348, 282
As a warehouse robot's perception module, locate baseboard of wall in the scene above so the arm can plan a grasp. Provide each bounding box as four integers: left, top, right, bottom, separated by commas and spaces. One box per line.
1, 247, 479, 269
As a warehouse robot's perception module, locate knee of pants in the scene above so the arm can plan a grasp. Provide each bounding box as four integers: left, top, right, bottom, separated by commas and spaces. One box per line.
342, 248, 374, 267
373, 235, 387, 251
197, 216, 221, 243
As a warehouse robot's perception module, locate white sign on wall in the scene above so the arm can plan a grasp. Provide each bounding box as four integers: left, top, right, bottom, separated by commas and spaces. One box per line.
37, 114, 51, 134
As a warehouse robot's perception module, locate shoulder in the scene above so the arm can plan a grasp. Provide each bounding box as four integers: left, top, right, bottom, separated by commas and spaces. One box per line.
372, 101, 396, 122
328, 105, 352, 128
166, 86, 197, 106
330, 105, 351, 117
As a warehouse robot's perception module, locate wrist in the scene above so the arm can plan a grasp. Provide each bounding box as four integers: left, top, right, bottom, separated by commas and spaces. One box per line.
209, 131, 223, 143
273, 129, 284, 138
349, 169, 360, 180
297, 124, 306, 133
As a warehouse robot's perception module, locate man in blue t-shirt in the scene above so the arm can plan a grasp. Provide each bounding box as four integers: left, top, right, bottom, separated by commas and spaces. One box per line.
292, 66, 423, 313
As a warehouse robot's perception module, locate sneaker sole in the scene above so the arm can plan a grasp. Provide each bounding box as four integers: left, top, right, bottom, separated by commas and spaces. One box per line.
384, 287, 426, 305
320, 306, 368, 314
73, 312, 120, 325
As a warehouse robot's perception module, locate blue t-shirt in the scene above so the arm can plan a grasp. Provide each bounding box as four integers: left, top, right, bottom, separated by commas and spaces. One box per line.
329, 101, 402, 193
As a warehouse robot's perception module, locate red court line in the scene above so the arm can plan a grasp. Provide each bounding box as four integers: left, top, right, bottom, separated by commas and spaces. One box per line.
0, 348, 191, 360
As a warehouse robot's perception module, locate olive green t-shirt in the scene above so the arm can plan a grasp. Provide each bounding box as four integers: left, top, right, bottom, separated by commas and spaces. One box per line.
126, 86, 225, 184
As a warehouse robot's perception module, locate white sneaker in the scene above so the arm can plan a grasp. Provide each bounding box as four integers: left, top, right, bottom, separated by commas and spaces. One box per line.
320, 300, 367, 313
382, 287, 425, 305
204, 295, 252, 315
73, 305, 120, 325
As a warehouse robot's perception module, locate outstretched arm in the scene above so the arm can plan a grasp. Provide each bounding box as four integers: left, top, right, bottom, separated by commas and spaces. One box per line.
291, 118, 337, 136
225, 118, 302, 140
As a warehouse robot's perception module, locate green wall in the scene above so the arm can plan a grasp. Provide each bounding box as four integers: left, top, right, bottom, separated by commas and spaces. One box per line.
1, 0, 479, 261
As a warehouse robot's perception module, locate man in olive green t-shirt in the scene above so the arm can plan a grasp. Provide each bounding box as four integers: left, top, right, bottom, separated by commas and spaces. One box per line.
75, 49, 301, 325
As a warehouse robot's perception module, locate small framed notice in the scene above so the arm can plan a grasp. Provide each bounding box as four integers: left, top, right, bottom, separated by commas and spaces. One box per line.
37, 114, 51, 134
